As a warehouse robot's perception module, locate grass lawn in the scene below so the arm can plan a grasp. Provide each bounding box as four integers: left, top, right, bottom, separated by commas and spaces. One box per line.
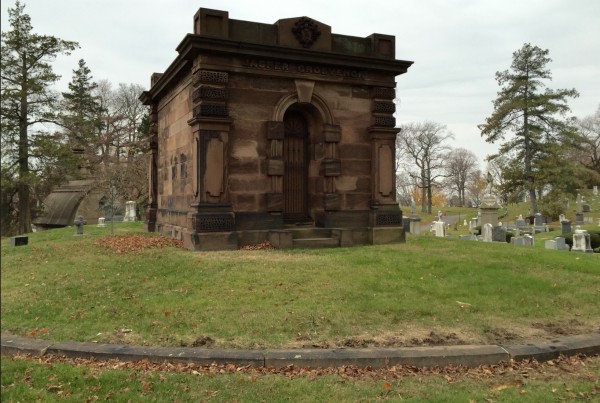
1, 222, 598, 349
2, 353, 599, 402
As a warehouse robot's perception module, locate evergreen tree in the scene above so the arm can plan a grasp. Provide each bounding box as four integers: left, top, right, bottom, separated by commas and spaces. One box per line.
479, 43, 578, 213
61, 59, 104, 150
0, 1, 78, 234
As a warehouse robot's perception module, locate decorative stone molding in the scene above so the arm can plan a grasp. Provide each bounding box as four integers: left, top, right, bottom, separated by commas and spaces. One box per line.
292, 17, 321, 48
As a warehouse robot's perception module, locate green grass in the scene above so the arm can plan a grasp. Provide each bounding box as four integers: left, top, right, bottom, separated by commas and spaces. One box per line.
2, 354, 599, 402
2, 222, 599, 349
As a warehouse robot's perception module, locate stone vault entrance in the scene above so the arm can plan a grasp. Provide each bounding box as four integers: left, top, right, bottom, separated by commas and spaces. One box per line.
283, 110, 309, 223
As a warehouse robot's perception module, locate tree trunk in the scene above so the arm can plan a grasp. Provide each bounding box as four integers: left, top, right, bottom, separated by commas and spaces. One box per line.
17, 88, 31, 234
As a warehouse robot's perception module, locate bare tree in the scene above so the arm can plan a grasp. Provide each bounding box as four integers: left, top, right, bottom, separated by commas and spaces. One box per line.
573, 105, 600, 177
444, 148, 478, 206
396, 121, 453, 213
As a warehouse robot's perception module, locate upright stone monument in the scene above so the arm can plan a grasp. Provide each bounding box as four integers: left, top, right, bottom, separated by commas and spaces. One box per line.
482, 223, 493, 242
572, 228, 593, 253
408, 198, 421, 235
480, 172, 500, 228
575, 193, 584, 225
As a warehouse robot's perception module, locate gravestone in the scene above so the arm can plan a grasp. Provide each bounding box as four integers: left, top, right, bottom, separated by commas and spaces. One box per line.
459, 234, 477, 241
594, 185, 598, 197
575, 193, 584, 224
432, 220, 446, 237
492, 226, 507, 242
515, 214, 527, 230
124, 201, 137, 222
523, 234, 534, 246
511, 236, 525, 246
561, 219, 571, 235
402, 217, 411, 232
97, 217, 106, 227
559, 214, 566, 223
572, 228, 593, 253
409, 216, 421, 235
10, 236, 28, 247
545, 237, 569, 251
469, 217, 479, 234
533, 213, 545, 233
74, 215, 86, 236
482, 223, 493, 242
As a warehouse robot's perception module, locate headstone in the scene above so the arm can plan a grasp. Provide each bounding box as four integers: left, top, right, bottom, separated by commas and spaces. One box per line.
459, 234, 477, 241
124, 201, 137, 222
432, 221, 446, 237
469, 217, 479, 234
572, 229, 593, 253
97, 217, 106, 227
533, 213, 545, 233
511, 236, 525, 246
594, 185, 599, 197
482, 223, 493, 242
74, 215, 86, 236
515, 214, 527, 230
561, 219, 571, 235
523, 234, 534, 246
10, 236, 28, 247
492, 226, 507, 242
576, 193, 583, 214
437, 210, 443, 222
559, 214, 566, 223
582, 203, 591, 213
409, 216, 421, 235
576, 212, 584, 225
463, 219, 467, 226
545, 237, 569, 251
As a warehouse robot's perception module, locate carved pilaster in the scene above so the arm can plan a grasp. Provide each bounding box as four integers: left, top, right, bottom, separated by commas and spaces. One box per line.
266, 121, 284, 212
322, 124, 341, 210
369, 127, 400, 207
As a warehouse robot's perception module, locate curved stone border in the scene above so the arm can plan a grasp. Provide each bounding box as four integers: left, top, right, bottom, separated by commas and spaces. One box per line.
2, 333, 599, 369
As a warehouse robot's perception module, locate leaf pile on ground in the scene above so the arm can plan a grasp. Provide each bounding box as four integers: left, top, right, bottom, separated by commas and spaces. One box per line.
8, 353, 598, 384
240, 241, 275, 250
94, 234, 183, 254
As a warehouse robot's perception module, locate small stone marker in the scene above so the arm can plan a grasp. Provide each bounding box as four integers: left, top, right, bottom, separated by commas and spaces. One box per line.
545, 237, 569, 251
561, 219, 571, 235
523, 234, 534, 246
409, 216, 421, 235
533, 213, 545, 233
515, 214, 527, 230
482, 223, 493, 242
11, 236, 28, 247
97, 217, 106, 227
74, 215, 86, 236
492, 226, 507, 242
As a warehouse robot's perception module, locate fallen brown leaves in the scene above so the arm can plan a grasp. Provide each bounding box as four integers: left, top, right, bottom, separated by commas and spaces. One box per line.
94, 234, 183, 254
240, 241, 275, 250
8, 353, 598, 383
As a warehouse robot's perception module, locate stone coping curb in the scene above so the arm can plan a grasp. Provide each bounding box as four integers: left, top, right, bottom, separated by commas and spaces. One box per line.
2, 333, 599, 369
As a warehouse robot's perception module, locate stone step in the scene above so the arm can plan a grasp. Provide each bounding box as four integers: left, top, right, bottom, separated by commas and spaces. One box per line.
289, 228, 334, 239
292, 237, 340, 249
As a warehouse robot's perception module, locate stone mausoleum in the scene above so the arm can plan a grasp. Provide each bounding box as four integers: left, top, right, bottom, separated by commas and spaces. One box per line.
140, 8, 413, 250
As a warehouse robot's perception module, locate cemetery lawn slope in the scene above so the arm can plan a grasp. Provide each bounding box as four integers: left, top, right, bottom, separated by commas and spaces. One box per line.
1, 223, 599, 349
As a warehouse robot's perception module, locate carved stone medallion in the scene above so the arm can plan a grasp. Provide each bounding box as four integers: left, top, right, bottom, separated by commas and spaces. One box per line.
292, 17, 321, 48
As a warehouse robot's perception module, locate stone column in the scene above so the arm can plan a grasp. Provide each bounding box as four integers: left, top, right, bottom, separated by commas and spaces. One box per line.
145, 102, 159, 232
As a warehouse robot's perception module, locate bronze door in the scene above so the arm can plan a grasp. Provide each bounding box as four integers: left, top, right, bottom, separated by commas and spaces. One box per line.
283, 111, 309, 222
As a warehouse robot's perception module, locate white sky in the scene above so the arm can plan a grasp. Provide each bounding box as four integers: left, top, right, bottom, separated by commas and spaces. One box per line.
3, 0, 600, 166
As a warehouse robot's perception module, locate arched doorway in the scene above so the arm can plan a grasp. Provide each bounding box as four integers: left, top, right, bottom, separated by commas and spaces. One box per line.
283, 110, 310, 223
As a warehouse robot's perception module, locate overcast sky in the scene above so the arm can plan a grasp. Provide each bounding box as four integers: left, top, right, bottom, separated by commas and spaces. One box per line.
3, 0, 599, 166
